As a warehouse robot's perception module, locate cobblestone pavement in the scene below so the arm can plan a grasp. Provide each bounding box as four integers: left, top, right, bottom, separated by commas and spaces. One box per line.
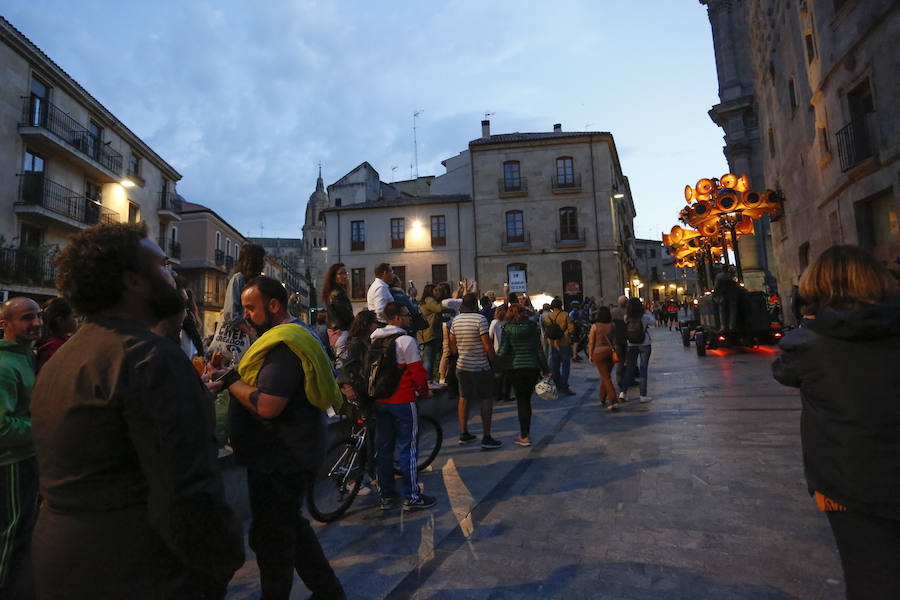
226, 326, 845, 599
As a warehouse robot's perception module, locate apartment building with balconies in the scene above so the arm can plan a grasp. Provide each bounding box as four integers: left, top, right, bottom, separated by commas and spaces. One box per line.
469, 121, 637, 307
0, 16, 182, 300
176, 201, 245, 335
321, 190, 474, 313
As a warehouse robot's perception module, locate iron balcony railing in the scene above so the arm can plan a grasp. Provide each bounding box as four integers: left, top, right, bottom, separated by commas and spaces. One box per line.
225, 255, 235, 268
159, 190, 183, 213
214, 249, 225, 265
556, 227, 587, 244
21, 97, 124, 175
0, 247, 55, 288
550, 172, 582, 190
16, 172, 117, 225
498, 176, 528, 194
156, 235, 181, 259
502, 231, 531, 248
835, 115, 875, 172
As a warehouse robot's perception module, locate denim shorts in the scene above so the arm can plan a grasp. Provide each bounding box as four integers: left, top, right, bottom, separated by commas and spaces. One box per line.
457, 369, 493, 400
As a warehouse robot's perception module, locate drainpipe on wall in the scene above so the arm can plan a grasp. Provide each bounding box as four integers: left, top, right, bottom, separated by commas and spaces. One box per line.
589, 138, 603, 298
457, 201, 462, 283
336, 212, 341, 263
469, 148, 479, 283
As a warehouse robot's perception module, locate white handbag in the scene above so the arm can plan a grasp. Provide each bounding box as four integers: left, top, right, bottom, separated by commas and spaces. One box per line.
534, 377, 558, 401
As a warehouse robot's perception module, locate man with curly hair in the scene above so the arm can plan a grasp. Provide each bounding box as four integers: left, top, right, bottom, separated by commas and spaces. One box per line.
29, 223, 244, 598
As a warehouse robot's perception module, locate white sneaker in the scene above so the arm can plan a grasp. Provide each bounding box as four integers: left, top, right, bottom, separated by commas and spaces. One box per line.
639, 396, 653, 403
617, 391, 626, 402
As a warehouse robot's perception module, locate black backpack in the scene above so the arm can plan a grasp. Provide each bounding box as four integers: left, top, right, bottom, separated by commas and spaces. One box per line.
544, 312, 565, 340
624, 318, 646, 344
365, 333, 407, 399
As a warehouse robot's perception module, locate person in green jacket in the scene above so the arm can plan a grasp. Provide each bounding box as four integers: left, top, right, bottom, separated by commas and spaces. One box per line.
498, 303, 549, 447
0, 296, 42, 596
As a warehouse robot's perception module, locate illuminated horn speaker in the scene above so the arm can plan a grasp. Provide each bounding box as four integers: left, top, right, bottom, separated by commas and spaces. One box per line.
662, 233, 672, 247
741, 208, 766, 220
760, 190, 780, 209
700, 222, 719, 237
735, 174, 750, 193
692, 201, 711, 218
684, 185, 694, 203
716, 189, 740, 212
735, 216, 754, 236
720, 173, 737, 189
742, 190, 762, 207
669, 225, 685, 244
696, 178, 714, 195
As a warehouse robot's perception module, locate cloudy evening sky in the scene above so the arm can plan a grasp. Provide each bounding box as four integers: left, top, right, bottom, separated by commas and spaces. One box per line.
3, 1, 728, 241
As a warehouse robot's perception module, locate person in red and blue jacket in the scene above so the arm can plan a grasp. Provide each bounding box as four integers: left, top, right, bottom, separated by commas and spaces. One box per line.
370, 301, 436, 511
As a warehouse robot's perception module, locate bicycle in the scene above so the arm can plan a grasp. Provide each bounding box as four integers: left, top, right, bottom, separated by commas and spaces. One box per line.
307, 400, 442, 523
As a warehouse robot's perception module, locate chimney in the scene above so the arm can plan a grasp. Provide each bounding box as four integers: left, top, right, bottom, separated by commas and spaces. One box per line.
553, 123, 562, 132
481, 119, 491, 139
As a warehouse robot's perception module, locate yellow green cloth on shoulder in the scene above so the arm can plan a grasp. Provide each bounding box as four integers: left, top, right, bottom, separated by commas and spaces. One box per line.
237, 323, 343, 413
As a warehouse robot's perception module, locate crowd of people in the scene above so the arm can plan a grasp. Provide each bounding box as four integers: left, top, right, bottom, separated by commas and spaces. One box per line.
2, 221, 896, 598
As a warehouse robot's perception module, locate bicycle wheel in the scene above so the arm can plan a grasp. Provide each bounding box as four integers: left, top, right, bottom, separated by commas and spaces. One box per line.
415, 415, 442, 472
307, 436, 365, 522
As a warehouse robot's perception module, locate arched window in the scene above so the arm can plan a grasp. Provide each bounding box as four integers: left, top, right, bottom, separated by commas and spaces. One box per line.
506, 210, 524, 243
559, 207, 578, 240
561, 260, 583, 306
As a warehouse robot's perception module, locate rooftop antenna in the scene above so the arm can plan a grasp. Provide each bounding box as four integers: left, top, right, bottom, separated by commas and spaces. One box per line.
391, 166, 398, 182
409, 163, 414, 180
260, 223, 264, 238
585, 122, 592, 130
484, 111, 495, 119
413, 109, 424, 178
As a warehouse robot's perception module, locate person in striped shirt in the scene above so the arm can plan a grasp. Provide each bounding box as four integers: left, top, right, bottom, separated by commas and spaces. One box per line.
449, 293, 501, 449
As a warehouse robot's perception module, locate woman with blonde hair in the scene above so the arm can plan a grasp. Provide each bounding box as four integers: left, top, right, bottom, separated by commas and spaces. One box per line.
773, 245, 900, 599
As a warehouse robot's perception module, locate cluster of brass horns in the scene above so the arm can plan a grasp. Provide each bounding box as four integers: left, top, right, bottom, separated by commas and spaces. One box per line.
663, 174, 782, 269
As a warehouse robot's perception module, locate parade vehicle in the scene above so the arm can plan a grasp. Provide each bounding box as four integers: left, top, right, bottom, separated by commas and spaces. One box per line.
684, 286, 783, 356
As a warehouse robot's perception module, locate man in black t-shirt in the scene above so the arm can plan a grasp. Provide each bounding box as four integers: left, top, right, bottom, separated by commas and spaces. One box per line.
225, 276, 345, 600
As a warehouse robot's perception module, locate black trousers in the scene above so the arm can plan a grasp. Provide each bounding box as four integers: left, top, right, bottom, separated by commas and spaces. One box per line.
826, 510, 900, 600
508, 368, 540, 437
246, 469, 345, 600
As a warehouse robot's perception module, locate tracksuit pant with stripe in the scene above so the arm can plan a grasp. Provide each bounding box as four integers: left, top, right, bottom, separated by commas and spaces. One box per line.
374, 402, 420, 501
0, 456, 38, 596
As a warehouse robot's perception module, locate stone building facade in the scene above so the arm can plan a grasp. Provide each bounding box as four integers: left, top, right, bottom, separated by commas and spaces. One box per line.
468, 121, 637, 308
322, 190, 475, 313
702, 0, 775, 292
702, 0, 900, 307
177, 201, 245, 336
0, 16, 181, 300
315, 122, 638, 311
635, 238, 700, 303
